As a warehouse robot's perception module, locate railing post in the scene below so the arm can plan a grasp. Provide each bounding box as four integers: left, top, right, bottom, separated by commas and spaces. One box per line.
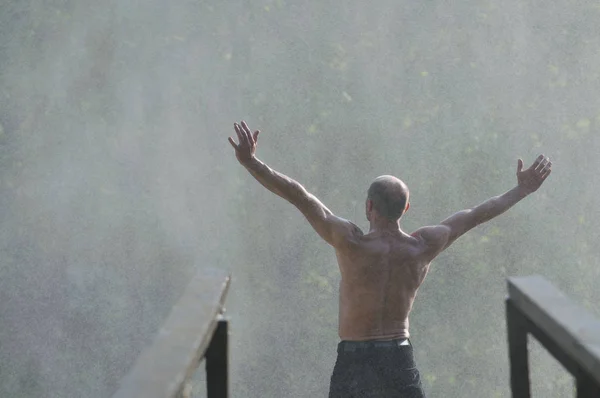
506, 299, 531, 398
576, 372, 600, 398
206, 316, 229, 398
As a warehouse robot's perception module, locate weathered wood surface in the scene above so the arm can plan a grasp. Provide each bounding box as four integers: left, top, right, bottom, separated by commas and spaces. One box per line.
507, 275, 600, 385
112, 267, 231, 398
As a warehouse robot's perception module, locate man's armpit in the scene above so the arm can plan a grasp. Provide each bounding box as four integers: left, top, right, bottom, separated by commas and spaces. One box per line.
349, 221, 364, 237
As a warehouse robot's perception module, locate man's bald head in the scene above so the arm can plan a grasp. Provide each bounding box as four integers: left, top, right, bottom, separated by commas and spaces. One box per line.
367, 175, 410, 221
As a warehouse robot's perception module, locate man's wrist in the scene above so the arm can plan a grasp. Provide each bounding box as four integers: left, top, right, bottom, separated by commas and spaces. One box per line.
515, 185, 531, 199
242, 156, 261, 170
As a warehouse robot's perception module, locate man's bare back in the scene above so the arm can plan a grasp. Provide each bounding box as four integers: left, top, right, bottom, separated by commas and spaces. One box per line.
335, 228, 435, 341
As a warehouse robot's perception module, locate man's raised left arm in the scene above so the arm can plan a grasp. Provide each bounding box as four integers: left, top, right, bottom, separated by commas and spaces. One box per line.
228, 121, 359, 247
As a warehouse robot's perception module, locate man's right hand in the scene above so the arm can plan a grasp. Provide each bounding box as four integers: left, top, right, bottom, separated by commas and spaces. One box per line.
517, 155, 552, 195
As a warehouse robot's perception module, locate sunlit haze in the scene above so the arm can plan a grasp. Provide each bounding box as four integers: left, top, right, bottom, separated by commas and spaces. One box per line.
1, 1, 599, 397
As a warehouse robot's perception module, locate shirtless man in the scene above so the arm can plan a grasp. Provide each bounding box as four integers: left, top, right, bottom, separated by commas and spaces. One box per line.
228, 121, 552, 397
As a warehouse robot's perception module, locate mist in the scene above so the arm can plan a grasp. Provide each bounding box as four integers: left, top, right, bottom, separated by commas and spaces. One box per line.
1, 0, 599, 397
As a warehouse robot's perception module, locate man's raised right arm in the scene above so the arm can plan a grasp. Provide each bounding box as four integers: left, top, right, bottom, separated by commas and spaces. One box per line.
417, 155, 552, 256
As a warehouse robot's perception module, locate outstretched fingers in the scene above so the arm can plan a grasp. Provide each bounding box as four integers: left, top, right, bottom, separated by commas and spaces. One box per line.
532, 155, 552, 182
536, 157, 551, 174
234, 123, 247, 145
535, 158, 548, 172
542, 168, 552, 180
530, 154, 545, 171
240, 121, 253, 143
228, 136, 238, 149
540, 159, 552, 177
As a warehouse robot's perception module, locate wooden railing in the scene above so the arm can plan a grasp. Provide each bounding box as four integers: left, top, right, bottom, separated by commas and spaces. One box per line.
506, 275, 600, 397
112, 268, 231, 398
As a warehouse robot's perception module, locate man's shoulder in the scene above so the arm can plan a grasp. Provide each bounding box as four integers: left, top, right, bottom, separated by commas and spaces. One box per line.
411, 225, 451, 248
329, 217, 364, 248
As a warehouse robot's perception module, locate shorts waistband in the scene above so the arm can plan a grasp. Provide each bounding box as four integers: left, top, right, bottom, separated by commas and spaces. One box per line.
338, 338, 411, 353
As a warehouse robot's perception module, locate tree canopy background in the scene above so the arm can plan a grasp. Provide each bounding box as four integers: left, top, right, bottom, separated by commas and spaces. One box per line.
0, 0, 599, 397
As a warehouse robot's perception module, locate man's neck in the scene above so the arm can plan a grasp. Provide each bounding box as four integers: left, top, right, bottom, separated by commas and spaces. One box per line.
368, 218, 402, 234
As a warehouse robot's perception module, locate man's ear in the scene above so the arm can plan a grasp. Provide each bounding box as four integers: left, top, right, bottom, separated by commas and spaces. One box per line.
405, 202, 410, 212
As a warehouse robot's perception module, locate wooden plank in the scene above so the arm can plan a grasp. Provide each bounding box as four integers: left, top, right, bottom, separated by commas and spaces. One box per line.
112, 267, 231, 398
507, 275, 600, 386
